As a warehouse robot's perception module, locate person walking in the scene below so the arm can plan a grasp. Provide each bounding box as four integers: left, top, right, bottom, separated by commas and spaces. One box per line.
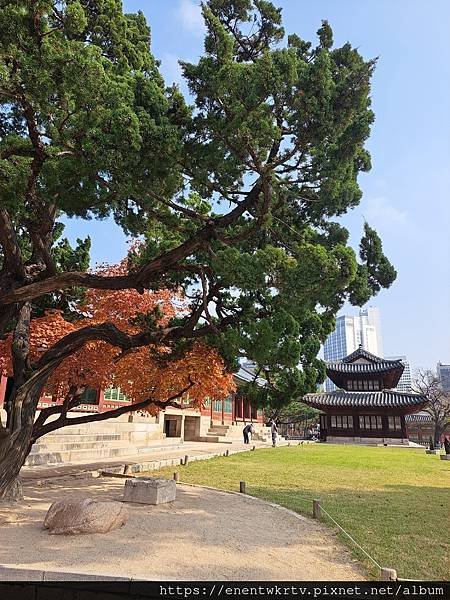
269, 419, 278, 447
243, 423, 255, 444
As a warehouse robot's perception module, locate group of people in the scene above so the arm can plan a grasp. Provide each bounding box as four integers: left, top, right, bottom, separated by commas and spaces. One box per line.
243, 419, 278, 447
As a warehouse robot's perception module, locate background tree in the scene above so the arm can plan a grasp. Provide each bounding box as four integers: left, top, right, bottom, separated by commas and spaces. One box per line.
264, 400, 319, 438
413, 369, 450, 447
0, 0, 396, 500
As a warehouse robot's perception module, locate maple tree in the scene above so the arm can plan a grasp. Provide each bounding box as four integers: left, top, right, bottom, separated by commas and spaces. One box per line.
0, 257, 235, 444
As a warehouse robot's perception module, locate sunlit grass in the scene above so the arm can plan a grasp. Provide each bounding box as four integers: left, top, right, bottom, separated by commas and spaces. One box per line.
151, 444, 450, 580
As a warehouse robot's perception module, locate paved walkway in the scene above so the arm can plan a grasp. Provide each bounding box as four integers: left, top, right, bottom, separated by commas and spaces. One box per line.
21, 439, 294, 483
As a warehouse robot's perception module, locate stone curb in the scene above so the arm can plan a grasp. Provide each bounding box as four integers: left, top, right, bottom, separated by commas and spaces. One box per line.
0, 565, 132, 582
176, 481, 308, 523
24, 442, 291, 486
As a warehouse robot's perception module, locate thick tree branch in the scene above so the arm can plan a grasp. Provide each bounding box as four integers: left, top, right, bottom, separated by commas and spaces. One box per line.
32, 378, 195, 439
0, 182, 263, 307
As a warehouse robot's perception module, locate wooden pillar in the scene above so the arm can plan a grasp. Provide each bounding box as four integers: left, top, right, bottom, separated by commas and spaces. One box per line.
231, 396, 235, 425
97, 389, 105, 413
313, 499, 321, 520
180, 414, 185, 441
240, 397, 244, 422
400, 415, 407, 440
210, 399, 213, 428
221, 398, 225, 425
353, 410, 360, 439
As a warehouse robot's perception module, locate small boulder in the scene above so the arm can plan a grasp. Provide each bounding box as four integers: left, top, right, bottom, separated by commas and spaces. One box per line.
44, 498, 128, 535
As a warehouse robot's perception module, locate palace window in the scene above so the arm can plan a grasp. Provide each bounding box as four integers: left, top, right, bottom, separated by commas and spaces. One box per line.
359, 415, 383, 430
80, 387, 99, 404
331, 415, 353, 429
103, 387, 128, 402
224, 397, 233, 413
349, 380, 381, 391
388, 416, 402, 430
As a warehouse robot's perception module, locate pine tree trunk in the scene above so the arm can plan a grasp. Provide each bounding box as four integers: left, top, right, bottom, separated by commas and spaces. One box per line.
0, 428, 32, 502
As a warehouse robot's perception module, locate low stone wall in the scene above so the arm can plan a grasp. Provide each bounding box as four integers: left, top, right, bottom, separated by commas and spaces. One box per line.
325, 436, 409, 445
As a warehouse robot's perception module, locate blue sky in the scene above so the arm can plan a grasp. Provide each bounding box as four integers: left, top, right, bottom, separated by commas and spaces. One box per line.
63, 0, 450, 371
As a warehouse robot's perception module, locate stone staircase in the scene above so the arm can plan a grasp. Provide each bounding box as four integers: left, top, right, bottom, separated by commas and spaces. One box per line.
198, 423, 284, 444
25, 420, 172, 466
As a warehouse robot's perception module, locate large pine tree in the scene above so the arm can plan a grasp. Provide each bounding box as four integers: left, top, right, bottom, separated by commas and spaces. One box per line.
0, 0, 396, 500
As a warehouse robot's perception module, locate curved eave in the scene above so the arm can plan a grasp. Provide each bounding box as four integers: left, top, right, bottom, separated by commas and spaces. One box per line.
326, 364, 404, 389
326, 362, 404, 375
303, 390, 428, 413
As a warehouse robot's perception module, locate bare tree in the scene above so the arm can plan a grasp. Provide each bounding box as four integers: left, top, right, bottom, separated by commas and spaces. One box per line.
413, 369, 450, 447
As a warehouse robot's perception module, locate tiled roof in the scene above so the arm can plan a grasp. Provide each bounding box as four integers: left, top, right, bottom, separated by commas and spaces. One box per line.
303, 390, 428, 409
406, 411, 433, 423
342, 346, 384, 363
326, 360, 404, 374
234, 367, 266, 387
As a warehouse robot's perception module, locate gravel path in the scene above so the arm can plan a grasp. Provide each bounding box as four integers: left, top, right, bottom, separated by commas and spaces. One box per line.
0, 477, 365, 581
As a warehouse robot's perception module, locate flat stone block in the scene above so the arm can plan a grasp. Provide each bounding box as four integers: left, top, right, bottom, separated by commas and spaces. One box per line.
123, 477, 176, 505
0, 567, 44, 581
426, 450, 440, 455
440, 454, 450, 460
43, 571, 130, 582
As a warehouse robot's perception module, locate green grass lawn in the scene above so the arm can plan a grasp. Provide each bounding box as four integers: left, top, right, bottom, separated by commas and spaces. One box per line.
152, 444, 449, 580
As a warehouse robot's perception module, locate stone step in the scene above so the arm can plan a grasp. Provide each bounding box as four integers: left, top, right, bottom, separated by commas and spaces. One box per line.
32, 438, 141, 453
36, 431, 163, 445
34, 433, 125, 445
25, 441, 185, 466
29, 433, 179, 456
196, 435, 221, 443
43, 423, 160, 435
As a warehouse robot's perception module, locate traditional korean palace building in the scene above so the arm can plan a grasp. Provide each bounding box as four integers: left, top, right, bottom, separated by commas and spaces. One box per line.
303, 346, 428, 444
0, 366, 265, 444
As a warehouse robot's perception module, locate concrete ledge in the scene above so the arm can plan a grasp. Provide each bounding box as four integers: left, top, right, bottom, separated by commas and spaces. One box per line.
43, 570, 130, 582
177, 481, 308, 524
0, 565, 133, 583
0, 566, 44, 581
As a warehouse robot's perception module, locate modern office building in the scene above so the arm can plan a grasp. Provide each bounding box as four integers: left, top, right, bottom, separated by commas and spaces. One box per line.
323, 307, 383, 391
386, 355, 412, 392
437, 362, 450, 392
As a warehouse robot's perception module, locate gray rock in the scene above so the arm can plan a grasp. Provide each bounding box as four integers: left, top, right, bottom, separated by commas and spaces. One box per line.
123, 477, 176, 505
44, 498, 128, 535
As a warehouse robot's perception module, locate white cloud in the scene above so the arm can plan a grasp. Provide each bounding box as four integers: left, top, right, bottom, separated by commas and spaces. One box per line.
364, 196, 408, 228
176, 0, 205, 36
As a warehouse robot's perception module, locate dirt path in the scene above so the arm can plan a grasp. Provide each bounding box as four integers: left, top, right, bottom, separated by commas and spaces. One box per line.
0, 478, 365, 581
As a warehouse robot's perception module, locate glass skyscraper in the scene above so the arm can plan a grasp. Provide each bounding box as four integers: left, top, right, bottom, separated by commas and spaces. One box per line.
386, 356, 412, 392
323, 307, 384, 391
437, 363, 450, 392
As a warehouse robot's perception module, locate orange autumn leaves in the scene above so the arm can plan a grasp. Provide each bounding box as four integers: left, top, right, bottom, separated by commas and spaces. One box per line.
0, 257, 235, 410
